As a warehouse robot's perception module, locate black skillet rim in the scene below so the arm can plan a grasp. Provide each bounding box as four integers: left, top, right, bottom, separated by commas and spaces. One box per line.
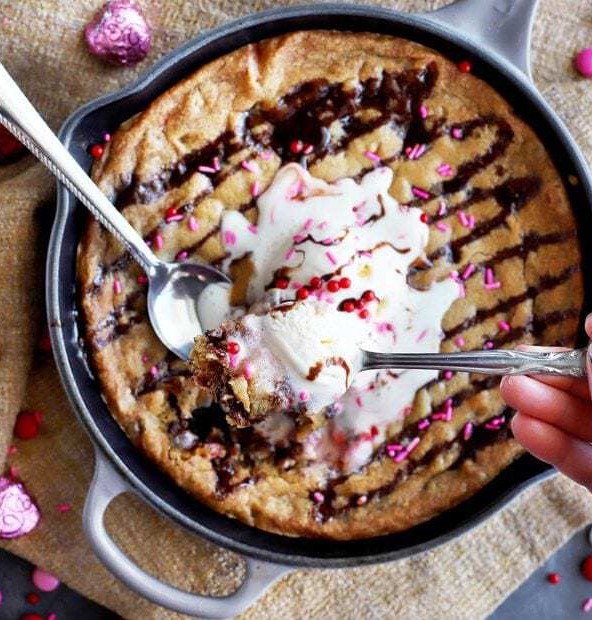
48, 4, 592, 568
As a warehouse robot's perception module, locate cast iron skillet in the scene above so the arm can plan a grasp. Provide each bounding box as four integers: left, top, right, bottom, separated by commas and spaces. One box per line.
48, 0, 592, 616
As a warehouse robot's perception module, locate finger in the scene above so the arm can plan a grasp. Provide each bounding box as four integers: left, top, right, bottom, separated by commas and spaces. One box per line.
500, 375, 592, 442
515, 345, 591, 399
512, 413, 592, 491
586, 314, 592, 339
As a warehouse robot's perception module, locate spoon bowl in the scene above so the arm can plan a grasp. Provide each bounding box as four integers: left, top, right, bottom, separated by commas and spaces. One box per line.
148, 261, 230, 360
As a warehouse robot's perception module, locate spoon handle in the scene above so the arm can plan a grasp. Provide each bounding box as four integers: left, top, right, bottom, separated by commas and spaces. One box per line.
0, 62, 159, 276
361, 348, 588, 378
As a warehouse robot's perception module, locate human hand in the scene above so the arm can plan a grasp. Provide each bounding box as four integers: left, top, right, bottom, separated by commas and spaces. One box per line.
500, 315, 592, 488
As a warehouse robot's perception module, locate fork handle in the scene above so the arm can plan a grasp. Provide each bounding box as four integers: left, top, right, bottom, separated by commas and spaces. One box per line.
361, 348, 588, 378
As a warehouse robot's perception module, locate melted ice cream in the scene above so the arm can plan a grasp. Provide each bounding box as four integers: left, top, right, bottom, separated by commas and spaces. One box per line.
207, 163, 458, 471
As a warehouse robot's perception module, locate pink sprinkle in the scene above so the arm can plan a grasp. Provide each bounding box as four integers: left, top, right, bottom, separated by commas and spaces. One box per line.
485, 268, 494, 285
317, 221, 328, 230
386, 444, 404, 456
175, 250, 188, 261
247, 224, 258, 234
293, 233, 306, 243
449, 270, 460, 282
325, 250, 338, 265
484, 341, 495, 349
188, 216, 199, 231
461, 264, 475, 280
321, 238, 334, 245
291, 281, 303, 289
223, 230, 237, 245
418, 419, 430, 430
437, 163, 453, 176
435, 222, 450, 233
303, 218, 314, 231
485, 282, 501, 290
498, 320, 511, 332
229, 355, 239, 370
455, 336, 465, 347
394, 437, 420, 462
356, 495, 368, 506
141, 354, 149, 364
260, 150, 273, 160
312, 491, 325, 504
112, 279, 122, 294
419, 105, 428, 119
485, 422, 500, 430
241, 160, 259, 174
437, 200, 447, 216
452, 127, 463, 139
444, 370, 453, 380
407, 437, 421, 453
165, 214, 184, 223
409, 144, 426, 160
250, 181, 260, 197
8, 465, 18, 478
48, 614, 57, 620
583, 598, 592, 613
355, 396, 363, 408
416, 329, 428, 342
299, 390, 310, 402
56, 502, 71, 513
457, 210, 469, 227
103, 132, 111, 142
458, 282, 466, 298
431, 412, 447, 421
364, 150, 381, 162
463, 422, 474, 441
213, 157, 221, 171
394, 450, 409, 463
149, 365, 158, 378
412, 186, 430, 200
198, 165, 216, 174
243, 361, 254, 380
153, 234, 163, 250
467, 214, 475, 229
285, 247, 296, 261
303, 144, 314, 155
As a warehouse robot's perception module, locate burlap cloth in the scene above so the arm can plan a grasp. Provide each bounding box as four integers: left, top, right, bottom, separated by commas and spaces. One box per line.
1, 0, 592, 618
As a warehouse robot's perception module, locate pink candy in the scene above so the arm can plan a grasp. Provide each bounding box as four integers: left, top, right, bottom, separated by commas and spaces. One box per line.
575, 48, 592, 78
32, 567, 61, 592
85, 0, 151, 66
0, 476, 40, 539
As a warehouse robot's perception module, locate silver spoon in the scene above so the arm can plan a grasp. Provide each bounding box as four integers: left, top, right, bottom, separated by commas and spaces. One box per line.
0, 62, 230, 361
0, 63, 587, 378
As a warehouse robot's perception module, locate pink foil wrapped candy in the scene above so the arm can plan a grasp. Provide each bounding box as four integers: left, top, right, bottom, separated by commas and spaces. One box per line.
85, 0, 151, 66
0, 476, 40, 539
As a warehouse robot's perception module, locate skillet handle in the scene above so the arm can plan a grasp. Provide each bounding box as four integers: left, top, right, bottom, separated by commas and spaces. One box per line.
420, 0, 539, 80
83, 447, 291, 618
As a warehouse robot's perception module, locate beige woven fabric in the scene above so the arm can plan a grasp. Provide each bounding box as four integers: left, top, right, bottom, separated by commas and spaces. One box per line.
0, 1, 591, 618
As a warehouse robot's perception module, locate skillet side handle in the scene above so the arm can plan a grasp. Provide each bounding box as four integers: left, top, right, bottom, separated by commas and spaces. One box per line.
83, 447, 290, 618
421, 0, 539, 80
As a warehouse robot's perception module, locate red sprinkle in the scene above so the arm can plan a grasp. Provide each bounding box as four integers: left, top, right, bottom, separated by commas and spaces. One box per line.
309, 276, 322, 290
582, 555, 592, 581
137, 274, 148, 285
89, 144, 104, 159
547, 572, 560, 585
327, 280, 340, 293
296, 287, 310, 301
342, 301, 355, 313
26, 592, 41, 605
290, 140, 304, 154
458, 59, 473, 73
275, 278, 289, 290
14, 411, 42, 441
339, 277, 351, 289
420, 212, 429, 224
226, 342, 240, 355
358, 309, 369, 319
362, 290, 376, 303
38, 329, 52, 354
21, 614, 44, 620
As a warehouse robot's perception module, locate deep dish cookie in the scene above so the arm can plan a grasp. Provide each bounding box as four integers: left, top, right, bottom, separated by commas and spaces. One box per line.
77, 31, 583, 539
